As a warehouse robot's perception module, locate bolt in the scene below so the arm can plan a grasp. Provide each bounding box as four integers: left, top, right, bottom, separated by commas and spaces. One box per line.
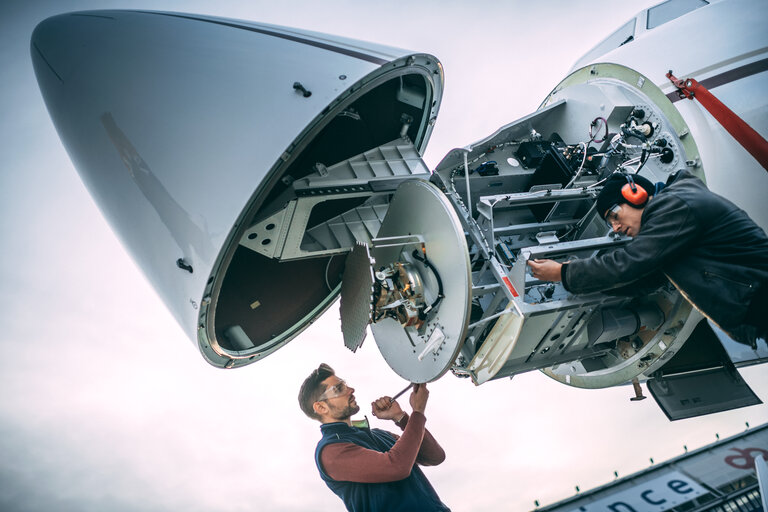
630, 378, 646, 401
176, 258, 193, 273
292, 82, 312, 97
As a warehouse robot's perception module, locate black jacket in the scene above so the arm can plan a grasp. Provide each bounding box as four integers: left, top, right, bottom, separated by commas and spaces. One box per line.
563, 170, 768, 344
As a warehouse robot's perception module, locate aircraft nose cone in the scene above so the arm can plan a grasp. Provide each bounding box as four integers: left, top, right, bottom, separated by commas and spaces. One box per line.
29, 9, 444, 369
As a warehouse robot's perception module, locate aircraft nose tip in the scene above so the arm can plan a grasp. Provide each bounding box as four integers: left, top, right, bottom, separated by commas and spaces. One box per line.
31, 12, 116, 86
31, 14, 79, 84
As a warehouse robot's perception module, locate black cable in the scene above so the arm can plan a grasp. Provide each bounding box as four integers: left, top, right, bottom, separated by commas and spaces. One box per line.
633, 149, 650, 175
412, 249, 444, 318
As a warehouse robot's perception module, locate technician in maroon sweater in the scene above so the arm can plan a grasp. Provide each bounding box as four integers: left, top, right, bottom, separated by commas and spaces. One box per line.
299, 364, 450, 511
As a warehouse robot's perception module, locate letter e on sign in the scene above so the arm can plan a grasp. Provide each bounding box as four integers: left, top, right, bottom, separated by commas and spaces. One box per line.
668, 480, 694, 494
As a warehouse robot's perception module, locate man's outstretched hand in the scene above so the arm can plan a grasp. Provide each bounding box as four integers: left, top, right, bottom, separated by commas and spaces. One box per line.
527, 259, 563, 282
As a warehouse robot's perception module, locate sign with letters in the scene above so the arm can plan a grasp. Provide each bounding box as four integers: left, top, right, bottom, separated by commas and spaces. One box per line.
567, 471, 707, 512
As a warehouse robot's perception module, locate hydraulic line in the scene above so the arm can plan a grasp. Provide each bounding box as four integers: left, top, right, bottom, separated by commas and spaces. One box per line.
668, 71, 768, 173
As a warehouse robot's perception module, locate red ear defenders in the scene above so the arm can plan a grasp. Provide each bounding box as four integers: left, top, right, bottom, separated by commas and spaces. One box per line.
621, 175, 649, 206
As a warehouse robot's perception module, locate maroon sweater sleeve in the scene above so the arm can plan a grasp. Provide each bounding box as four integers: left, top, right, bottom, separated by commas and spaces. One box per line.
320, 412, 445, 483
394, 413, 446, 466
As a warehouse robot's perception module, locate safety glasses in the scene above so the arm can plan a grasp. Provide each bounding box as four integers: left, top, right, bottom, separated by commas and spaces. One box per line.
317, 379, 351, 401
604, 204, 622, 229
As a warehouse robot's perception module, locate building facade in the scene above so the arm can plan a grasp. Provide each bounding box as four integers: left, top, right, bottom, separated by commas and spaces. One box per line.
538, 423, 768, 512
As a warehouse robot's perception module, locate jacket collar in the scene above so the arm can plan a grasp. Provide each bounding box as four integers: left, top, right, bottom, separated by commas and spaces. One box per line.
320, 421, 353, 437
320, 416, 370, 437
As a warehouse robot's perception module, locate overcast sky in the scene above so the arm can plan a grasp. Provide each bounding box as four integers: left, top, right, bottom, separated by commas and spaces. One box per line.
1, 1, 766, 511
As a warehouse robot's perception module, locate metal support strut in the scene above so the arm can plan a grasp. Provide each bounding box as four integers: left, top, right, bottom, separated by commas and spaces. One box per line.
667, 70, 768, 173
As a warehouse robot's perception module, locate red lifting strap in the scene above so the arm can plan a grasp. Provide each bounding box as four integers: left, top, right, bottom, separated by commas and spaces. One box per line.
667, 70, 768, 173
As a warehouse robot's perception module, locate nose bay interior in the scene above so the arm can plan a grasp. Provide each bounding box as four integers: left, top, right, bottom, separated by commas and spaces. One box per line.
213, 73, 433, 354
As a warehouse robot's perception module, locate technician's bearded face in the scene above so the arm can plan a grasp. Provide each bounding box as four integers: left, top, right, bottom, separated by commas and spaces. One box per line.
605, 203, 645, 238
319, 376, 359, 420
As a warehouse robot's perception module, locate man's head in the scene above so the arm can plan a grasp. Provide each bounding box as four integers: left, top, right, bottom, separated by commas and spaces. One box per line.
596, 173, 654, 237
298, 363, 359, 423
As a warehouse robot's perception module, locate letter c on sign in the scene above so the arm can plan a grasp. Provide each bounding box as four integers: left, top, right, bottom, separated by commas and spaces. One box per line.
641, 490, 667, 505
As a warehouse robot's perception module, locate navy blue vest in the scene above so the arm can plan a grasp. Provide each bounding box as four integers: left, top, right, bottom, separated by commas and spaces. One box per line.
315, 421, 449, 512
